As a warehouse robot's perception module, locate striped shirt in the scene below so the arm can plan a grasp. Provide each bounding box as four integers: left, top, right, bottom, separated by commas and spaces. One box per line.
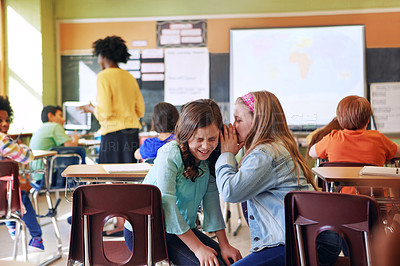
0, 132, 34, 164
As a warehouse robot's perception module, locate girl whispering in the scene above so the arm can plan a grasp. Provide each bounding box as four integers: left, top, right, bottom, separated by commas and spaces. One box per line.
216, 91, 317, 265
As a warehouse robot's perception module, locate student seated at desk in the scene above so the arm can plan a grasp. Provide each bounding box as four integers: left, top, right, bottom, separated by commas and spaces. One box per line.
0, 96, 45, 250
134, 102, 179, 163
309, 95, 400, 193
29, 105, 79, 183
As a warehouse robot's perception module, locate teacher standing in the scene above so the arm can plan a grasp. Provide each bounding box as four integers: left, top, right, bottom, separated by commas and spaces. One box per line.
79, 36, 145, 163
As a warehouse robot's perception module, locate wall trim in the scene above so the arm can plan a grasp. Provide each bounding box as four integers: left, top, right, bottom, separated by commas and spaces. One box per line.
57, 7, 400, 24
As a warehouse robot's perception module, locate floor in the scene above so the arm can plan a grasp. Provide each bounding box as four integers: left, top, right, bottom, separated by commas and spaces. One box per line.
0, 192, 251, 265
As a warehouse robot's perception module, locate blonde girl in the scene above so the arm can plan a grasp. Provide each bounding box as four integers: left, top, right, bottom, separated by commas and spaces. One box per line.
216, 91, 317, 265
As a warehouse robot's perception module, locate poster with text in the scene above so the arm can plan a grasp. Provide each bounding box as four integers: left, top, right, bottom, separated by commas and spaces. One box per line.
164, 47, 209, 105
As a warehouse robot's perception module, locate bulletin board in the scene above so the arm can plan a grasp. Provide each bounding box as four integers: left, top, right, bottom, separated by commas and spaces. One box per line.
370, 82, 400, 134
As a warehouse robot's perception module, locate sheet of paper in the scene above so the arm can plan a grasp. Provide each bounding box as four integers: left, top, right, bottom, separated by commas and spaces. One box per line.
360, 166, 400, 177
102, 163, 152, 174
370, 82, 400, 133
164, 47, 209, 105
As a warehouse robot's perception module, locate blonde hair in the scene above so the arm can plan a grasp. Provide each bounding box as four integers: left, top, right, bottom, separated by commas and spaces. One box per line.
238, 91, 317, 190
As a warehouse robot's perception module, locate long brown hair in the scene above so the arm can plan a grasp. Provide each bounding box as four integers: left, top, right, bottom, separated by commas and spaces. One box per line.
238, 91, 317, 190
306, 117, 342, 157
175, 99, 223, 182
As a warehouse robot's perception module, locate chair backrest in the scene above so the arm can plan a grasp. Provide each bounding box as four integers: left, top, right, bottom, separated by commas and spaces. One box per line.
285, 191, 381, 266
68, 183, 168, 265
0, 160, 22, 217
48, 146, 86, 188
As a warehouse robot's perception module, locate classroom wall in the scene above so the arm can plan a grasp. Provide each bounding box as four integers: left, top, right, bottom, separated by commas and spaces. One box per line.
4, 0, 400, 133
55, 0, 400, 20
56, 3, 400, 133
59, 12, 400, 54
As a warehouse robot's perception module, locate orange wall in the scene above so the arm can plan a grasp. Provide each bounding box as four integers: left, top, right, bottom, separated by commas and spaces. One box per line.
59, 21, 157, 54
59, 12, 400, 54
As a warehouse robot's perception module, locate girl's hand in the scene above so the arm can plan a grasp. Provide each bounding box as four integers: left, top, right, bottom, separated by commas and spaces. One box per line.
193, 245, 220, 266
220, 244, 242, 265
220, 124, 244, 155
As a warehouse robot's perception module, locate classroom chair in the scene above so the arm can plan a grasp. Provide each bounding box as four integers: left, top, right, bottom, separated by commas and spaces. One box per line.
0, 160, 28, 261
285, 191, 381, 266
68, 183, 169, 266
30, 146, 86, 216
317, 161, 398, 223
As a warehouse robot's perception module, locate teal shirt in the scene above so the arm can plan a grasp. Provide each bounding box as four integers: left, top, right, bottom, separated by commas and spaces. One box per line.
124, 141, 225, 235
29, 122, 71, 181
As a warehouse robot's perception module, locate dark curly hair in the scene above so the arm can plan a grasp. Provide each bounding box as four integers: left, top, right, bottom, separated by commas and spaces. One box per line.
151, 102, 179, 133
0, 96, 14, 123
92, 35, 130, 64
175, 99, 223, 182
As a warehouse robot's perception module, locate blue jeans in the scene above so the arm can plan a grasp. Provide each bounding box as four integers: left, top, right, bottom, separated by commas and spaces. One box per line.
232, 245, 285, 266
124, 228, 227, 265
317, 230, 348, 265
6, 190, 42, 238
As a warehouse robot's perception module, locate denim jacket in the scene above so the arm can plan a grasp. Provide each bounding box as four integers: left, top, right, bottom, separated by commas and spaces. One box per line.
216, 142, 314, 252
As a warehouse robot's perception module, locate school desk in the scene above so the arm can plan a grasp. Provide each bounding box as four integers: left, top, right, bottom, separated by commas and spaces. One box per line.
61, 163, 148, 183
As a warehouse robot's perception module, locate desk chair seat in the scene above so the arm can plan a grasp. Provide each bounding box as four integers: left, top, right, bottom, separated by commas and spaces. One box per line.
0, 160, 28, 261
285, 191, 381, 266
68, 183, 169, 266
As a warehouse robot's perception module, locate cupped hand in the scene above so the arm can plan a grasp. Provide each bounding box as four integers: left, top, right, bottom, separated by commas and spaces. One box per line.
194, 245, 220, 266
220, 124, 244, 155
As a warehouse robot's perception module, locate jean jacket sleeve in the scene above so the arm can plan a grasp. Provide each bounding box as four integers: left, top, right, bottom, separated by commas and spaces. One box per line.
216, 149, 276, 203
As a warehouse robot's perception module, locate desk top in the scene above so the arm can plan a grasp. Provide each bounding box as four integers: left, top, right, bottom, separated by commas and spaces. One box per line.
78, 139, 101, 146
32, 150, 58, 159
61, 164, 147, 183
312, 166, 400, 188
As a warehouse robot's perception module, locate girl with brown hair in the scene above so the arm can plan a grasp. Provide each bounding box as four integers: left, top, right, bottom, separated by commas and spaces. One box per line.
125, 99, 241, 266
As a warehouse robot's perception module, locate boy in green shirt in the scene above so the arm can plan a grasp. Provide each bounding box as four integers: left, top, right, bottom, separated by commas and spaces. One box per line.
29, 105, 79, 182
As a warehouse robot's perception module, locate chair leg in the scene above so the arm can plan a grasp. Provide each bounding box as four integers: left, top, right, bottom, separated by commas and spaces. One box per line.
21, 220, 28, 262
233, 203, 243, 236
224, 202, 231, 233
11, 218, 27, 262
12, 220, 20, 260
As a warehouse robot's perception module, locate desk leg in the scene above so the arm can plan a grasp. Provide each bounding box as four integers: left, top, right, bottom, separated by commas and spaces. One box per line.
38, 157, 62, 266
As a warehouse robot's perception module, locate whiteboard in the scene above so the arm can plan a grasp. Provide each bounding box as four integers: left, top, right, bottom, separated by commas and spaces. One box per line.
370, 82, 400, 134
230, 25, 366, 129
